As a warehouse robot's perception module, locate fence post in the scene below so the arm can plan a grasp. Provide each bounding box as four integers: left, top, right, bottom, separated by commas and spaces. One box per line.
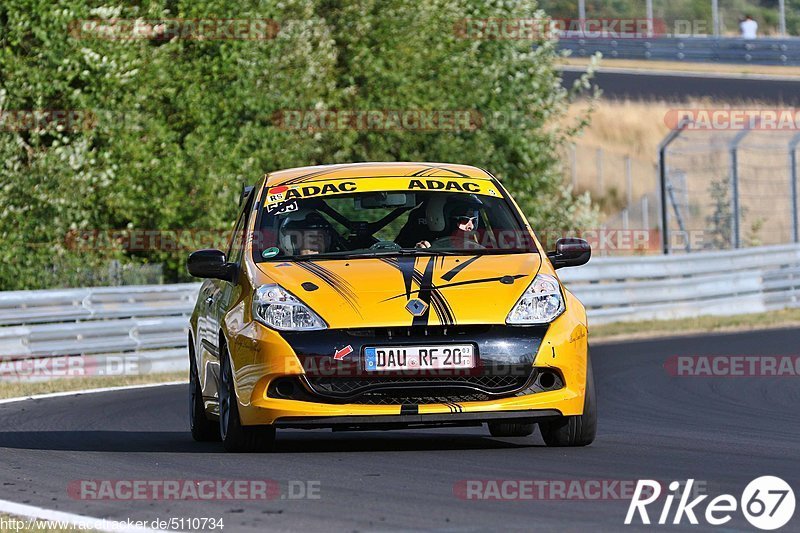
789, 133, 800, 243
625, 155, 633, 210
729, 124, 756, 249
641, 195, 649, 230
658, 120, 691, 254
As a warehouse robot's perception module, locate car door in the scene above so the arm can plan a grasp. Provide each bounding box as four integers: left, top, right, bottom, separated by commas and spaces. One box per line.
201, 190, 255, 403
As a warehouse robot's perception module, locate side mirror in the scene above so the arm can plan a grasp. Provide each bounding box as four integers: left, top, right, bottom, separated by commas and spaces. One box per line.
546, 238, 591, 269
187, 249, 237, 282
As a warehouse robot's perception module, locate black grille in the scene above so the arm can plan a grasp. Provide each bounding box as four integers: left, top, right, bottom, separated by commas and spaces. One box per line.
302, 371, 534, 405
268, 367, 565, 405
309, 374, 525, 396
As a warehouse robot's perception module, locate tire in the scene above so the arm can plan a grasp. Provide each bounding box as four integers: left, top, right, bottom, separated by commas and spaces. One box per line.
487, 422, 536, 437
189, 344, 220, 442
540, 354, 597, 447
218, 342, 276, 453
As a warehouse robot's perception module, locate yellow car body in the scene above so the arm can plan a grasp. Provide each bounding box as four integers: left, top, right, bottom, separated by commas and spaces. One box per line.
188, 162, 594, 450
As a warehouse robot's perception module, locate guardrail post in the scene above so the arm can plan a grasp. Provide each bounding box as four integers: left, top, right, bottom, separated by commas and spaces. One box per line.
790, 133, 800, 243
658, 119, 692, 254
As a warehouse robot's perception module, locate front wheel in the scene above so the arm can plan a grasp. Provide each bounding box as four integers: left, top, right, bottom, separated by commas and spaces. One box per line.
218, 342, 276, 452
190, 345, 220, 442
539, 355, 597, 447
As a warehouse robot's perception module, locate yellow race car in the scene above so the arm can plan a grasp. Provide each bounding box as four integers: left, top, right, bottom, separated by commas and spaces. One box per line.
187, 162, 594, 452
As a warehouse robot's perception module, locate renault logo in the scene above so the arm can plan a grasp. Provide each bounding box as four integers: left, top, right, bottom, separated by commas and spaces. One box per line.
405, 299, 428, 316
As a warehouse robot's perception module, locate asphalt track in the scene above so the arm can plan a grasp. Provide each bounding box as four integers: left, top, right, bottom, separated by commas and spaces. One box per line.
0, 328, 798, 532
560, 69, 800, 104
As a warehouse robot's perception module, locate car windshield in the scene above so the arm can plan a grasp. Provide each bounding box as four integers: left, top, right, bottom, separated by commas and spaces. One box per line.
254, 188, 536, 261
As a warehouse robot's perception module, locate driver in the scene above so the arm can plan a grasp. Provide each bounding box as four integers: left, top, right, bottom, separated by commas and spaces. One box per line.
415, 196, 483, 249
279, 210, 335, 255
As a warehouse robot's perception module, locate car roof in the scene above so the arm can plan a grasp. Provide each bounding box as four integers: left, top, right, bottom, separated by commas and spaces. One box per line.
264, 162, 496, 187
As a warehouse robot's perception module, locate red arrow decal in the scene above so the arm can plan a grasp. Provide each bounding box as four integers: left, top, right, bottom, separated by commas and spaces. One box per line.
334, 345, 353, 361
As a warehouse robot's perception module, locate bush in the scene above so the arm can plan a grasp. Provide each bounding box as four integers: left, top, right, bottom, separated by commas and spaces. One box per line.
0, 0, 596, 289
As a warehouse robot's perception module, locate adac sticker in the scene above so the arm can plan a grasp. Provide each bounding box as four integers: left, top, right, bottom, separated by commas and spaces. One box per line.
333, 345, 353, 361
262, 247, 281, 259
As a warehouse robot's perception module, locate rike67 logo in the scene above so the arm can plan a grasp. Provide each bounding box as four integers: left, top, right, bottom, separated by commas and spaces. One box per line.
626, 477, 795, 530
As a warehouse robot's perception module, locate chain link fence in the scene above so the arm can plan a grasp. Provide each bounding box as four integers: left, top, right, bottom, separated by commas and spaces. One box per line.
660, 125, 800, 253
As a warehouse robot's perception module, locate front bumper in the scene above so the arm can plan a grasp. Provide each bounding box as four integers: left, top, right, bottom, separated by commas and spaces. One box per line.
274, 409, 562, 431
227, 293, 589, 427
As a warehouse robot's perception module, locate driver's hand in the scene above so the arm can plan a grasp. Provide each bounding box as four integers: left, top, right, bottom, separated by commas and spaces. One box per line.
415, 240, 431, 249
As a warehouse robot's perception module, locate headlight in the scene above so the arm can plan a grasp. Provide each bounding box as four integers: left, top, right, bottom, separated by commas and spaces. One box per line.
506, 274, 565, 325
252, 284, 327, 331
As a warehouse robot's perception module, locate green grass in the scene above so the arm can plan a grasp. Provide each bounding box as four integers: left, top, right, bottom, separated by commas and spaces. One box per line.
592, 308, 800, 342
0, 372, 186, 400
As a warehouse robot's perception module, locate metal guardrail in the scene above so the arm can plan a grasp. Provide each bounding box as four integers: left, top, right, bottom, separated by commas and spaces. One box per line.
560, 243, 800, 323
1, 244, 799, 377
558, 36, 800, 65
0, 283, 200, 378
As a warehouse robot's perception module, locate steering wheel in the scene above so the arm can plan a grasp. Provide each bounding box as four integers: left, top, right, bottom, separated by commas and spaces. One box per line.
368, 240, 402, 251
428, 236, 484, 249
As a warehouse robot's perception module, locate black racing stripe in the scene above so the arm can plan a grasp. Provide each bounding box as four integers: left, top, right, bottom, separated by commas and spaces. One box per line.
427, 283, 455, 326
398, 256, 416, 299
409, 164, 471, 178
380, 256, 456, 326
382, 273, 528, 302
441, 255, 480, 282
410, 166, 435, 177
406, 262, 455, 327
379, 256, 415, 300
277, 163, 402, 186
437, 274, 528, 291
295, 262, 362, 316
412, 258, 436, 327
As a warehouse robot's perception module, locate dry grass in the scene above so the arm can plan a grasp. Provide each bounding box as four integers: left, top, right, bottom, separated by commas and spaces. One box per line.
561, 57, 800, 78
0, 372, 185, 400
562, 99, 794, 232
592, 308, 800, 343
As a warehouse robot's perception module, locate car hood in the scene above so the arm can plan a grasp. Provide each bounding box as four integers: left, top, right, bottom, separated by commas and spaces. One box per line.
253, 253, 541, 329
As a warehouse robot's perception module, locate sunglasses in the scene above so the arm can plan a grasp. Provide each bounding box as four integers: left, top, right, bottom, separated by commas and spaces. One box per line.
455, 215, 478, 225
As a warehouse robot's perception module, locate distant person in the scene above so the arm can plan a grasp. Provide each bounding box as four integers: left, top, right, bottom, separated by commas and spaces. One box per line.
740, 15, 758, 39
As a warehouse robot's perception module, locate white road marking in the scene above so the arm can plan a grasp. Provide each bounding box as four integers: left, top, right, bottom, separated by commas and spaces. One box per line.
0, 497, 173, 532
0, 382, 186, 531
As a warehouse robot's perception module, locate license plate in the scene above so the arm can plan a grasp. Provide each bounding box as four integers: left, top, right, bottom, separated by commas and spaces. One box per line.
364, 345, 475, 371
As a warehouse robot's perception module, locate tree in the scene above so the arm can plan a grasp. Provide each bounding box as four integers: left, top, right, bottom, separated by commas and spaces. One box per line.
1, 0, 596, 289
